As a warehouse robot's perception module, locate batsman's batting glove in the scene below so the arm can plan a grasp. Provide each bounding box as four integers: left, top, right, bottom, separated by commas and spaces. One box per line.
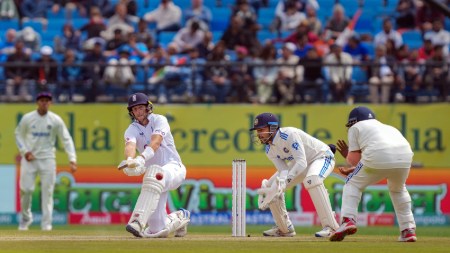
127, 156, 145, 168
123, 166, 146, 176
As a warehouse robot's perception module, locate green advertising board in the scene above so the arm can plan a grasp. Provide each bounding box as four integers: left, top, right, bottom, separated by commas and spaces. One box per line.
0, 104, 448, 167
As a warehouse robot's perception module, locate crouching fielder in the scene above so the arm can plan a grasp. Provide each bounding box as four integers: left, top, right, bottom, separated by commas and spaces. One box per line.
250, 113, 339, 238
118, 93, 190, 238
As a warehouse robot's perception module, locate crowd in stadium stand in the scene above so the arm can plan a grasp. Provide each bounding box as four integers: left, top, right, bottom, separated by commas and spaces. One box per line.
0, 0, 449, 104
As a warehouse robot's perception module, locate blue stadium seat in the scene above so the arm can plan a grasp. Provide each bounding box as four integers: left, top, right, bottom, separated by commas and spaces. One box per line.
257, 30, 275, 42
361, 42, 374, 57
0, 19, 19, 30
22, 20, 43, 33
158, 31, 178, 46
210, 19, 229, 31
46, 9, 65, 19
350, 67, 369, 102
211, 31, 223, 43
402, 30, 422, 42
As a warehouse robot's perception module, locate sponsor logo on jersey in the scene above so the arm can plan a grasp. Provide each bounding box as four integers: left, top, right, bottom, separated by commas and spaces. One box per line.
283, 147, 289, 153
292, 142, 299, 150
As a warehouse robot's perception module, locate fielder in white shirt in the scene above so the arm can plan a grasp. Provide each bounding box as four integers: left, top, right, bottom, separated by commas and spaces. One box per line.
118, 93, 190, 238
15, 92, 77, 231
330, 106, 417, 242
251, 113, 339, 238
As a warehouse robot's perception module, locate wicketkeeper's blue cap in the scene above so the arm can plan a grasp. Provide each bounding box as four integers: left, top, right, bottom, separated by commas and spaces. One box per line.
250, 113, 279, 131
346, 106, 376, 127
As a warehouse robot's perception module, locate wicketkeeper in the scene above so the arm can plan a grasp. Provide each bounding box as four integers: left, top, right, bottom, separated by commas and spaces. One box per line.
118, 93, 190, 238
250, 112, 339, 237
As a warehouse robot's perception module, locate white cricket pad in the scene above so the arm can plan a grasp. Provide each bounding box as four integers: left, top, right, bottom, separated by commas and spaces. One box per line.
303, 175, 339, 230
128, 165, 165, 230
269, 194, 292, 233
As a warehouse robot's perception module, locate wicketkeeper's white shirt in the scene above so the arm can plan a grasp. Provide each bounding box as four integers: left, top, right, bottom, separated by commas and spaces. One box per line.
124, 113, 182, 166
266, 127, 333, 176
348, 119, 413, 169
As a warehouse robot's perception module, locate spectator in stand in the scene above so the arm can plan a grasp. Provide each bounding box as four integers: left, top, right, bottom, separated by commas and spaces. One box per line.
146, 46, 170, 102
417, 38, 434, 61
274, 18, 318, 45
324, 4, 349, 40
59, 49, 84, 102
275, 0, 319, 17
196, 31, 214, 59
184, 47, 207, 102
368, 45, 396, 104
424, 20, 450, 56
423, 45, 448, 102
34, 46, 58, 95
298, 47, 323, 103
83, 42, 107, 102
395, 0, 416, 30
144, 0, 182, 34
253, 43, 278, 104
396, 44, 410, 62
374, 18, 403, 50
229, 46, 254, 103
20, 0, 50, 28
305, 4, 321, 35
172, 20, 205, 54
0, 29, 17, 58
158, 43, 189, 103
124, 33, 150, 63
205, 41, 231, 103
343, 35, 370, 63
5, 40, 33, 102
0, 0, 19, 19
221, 16, 257, 51
324, 44, 353, 103
102, 2, 136, 40
398, 50, 423, 103
183, 0, 212, 31
103, 45, 136, 99
79, 7, 107, 40
274, 42, 303, 105
103, 29, 126, 58
17, 27, 41, 53
55, 24, 82, 54
293, 33, 314, 58
233, 0, 257, 30
274, 1, 306, 35
416, 1, 445, 33
135, 18, 154, 45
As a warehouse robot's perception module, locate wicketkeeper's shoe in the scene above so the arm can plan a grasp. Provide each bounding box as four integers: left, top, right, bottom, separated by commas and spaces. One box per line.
174, 209, 191, 237
398, 228, 417, 242
329, 217, 357, 242
18, 219, 33, 231
315, 226, 335, 238
126, 221, 143, 238
263, 225, 296, 237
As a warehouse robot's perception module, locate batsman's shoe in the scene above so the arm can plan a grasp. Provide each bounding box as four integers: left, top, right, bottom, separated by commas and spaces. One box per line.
263, 225, 296, 237
315, 226, 335, 238
329, 217, 357, 242
174, 209, 191, 237
126, 221, 143, 238
398, 228, 417, 242
18, 219, 33, 231
143, 228, 170, 238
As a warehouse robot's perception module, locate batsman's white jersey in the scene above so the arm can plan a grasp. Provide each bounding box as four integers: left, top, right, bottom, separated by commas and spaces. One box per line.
15, 110, 76, 161
266, 127, 334, 180
348, 119, 413, 169
124, 113, 182, 166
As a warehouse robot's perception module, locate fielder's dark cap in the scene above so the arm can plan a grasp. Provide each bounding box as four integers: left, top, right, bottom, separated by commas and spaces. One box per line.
346, 106, 376, 127
250, 113, 279, 131
328, 144, 336, 154
36, 92, 52, 101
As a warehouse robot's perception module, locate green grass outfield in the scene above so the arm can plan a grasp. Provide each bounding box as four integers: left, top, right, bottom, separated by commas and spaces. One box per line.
0, 225, 449, 253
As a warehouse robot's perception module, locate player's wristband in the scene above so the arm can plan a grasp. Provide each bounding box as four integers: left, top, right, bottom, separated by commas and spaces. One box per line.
141, 147, 155, 161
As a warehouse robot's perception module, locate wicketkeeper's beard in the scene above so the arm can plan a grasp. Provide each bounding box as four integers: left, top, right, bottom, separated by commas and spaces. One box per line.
251, 131, 274, 145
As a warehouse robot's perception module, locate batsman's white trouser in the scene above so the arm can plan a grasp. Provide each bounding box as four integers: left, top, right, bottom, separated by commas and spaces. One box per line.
287, 154, 338, 230
19, 158, 56, 229
342, 164, 416, 231
146, 161, 186, 234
